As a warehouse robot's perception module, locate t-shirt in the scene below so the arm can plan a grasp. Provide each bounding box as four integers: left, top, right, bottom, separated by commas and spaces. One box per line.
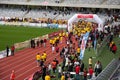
43, 53, 47, 58
59, 33, 62, 37
89, 58, 92, 65
49, 39, 52, 44
89, 68, 94, 75
45, 75, 51, 80
36, 55, 41, 60
77, 48, 80, 53
62, 32, 65, 36
10, 73, 15, 80
41, 55, 45, 61
52, 40, 55, 45
52, 61, 57, 68
61, 75, 65, 80
75, 66, 80, 74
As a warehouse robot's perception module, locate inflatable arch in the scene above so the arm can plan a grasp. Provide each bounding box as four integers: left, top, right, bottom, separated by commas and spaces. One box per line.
68, 14, 103, 32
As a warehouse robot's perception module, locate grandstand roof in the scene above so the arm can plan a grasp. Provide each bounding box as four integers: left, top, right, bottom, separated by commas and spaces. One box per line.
0, 0, 120, 9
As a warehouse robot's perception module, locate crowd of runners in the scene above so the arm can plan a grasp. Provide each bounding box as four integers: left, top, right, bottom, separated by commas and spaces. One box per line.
8, 19, 120, 80
29, 20, 120, 80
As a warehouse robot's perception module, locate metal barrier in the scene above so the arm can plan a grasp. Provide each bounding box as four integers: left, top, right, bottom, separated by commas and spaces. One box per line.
94, 59, 119, 80
108, 59, 120, 80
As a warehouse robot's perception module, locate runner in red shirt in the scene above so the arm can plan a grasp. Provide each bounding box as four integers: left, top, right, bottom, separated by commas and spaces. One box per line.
83, 68, 88, 80
88, 66, 94, 79
11, 45, 15, 56
55, 45, 59, 54
43, 38, 47, 47
75, 65, 80, 74
10, 70, 15, 80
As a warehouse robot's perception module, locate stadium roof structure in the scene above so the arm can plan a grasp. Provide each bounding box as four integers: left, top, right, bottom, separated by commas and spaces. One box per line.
0, 1, 120, 9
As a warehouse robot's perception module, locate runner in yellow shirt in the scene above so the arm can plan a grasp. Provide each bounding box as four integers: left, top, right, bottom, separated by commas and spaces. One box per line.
41, 54, 46, 62
36, 53, 41, 67
52, 39, 55, 45
59, 33, 62, 37
61, 73, 65, 80
77, 47, 80, 55
49, 39, 53, 47
43, 51, 47, 61
62, 32, 65, 37
45, 73, 51, 80
56, 36, 59, 40
66, 32, 68, 37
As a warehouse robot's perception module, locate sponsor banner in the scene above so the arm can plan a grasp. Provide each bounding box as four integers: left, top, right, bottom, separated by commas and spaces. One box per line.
58, 24, 67, 28
0, 21, 67, 28
14, 34, 48, 49
47, 23, 59, 28
0, 50, 11, 59
41, 23, 47, 27
0, 21, 5, 25
14, 40, 30, 49
77, 14, 93, 18
79, 32, 90, 60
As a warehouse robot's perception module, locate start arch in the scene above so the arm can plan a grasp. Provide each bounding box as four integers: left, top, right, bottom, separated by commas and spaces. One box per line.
68, 14, 103, 32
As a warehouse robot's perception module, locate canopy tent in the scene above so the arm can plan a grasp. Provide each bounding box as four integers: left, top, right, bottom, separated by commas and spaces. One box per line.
67, 14, 103, 32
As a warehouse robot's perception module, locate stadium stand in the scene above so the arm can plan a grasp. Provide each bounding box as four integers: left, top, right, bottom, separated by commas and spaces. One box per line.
0, 0, 120, 79
1, 0, 120, 5
103, 0, 120, 5
0, 7, 25, 18
0, 0, 120, 9
64, 0, 105, 4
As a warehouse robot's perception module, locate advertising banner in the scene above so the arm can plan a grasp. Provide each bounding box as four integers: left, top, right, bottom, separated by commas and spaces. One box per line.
79, 32, 90, 60
47, 23, 58, 28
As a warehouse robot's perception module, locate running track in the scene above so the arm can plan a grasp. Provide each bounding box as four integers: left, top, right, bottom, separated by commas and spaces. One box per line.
0, 36, 77, 80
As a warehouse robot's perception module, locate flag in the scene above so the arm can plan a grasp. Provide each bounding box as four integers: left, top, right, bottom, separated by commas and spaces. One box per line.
94, 29, 97, 50
79, 32, 89, 60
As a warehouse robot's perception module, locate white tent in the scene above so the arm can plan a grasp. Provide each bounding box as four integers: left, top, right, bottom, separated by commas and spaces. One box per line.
68, 14, 103, 32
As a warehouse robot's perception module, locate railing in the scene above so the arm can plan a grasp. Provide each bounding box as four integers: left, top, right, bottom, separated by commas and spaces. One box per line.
108, 59, 120, 80
94, 59, 119, 80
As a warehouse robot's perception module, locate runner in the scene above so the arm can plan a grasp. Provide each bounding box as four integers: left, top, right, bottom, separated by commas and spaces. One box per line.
10, 70, 15, 80
43, 51, 47, 61
36, 53, 41, 67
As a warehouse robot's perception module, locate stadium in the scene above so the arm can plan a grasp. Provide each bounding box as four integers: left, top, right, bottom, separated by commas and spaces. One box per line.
0, 0, 120, 80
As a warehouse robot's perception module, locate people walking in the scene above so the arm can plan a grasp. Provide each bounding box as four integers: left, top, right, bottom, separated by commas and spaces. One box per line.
11, 45, 15, 56
10, 70, 15, 80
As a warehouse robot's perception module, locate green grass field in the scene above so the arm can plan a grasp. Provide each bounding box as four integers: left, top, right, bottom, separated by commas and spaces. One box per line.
0, 25, 60, 51
83, 37, 120, 69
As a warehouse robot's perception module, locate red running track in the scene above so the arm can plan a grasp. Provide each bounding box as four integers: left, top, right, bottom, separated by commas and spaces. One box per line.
0, 36, 77, 80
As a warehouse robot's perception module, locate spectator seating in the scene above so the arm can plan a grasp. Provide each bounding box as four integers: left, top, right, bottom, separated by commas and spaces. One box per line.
0, 8, 25, 18
103, 0, 120, 5
1, 0, 120, 5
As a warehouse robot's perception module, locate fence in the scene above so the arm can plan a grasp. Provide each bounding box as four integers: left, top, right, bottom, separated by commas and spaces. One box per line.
0, 34, 48, 59
108, 59, 120, 80
94, 59, 119, 80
